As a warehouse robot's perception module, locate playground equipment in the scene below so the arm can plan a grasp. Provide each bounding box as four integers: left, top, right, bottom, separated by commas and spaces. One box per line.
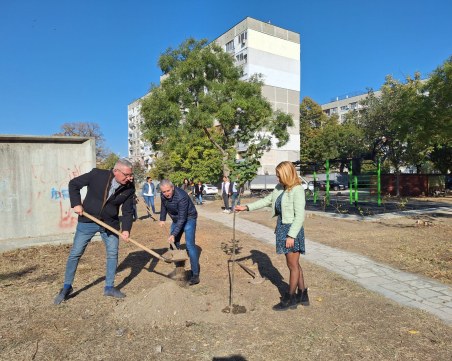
293, 157, 382, 207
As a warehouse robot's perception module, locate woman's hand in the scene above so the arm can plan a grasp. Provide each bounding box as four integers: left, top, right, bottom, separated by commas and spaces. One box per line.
234, 205, 247, 212
285, 236, 295, 248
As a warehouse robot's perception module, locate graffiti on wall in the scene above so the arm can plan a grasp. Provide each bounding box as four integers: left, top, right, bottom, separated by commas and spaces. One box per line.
50, 187, 77, 228
30, 162, 92, 229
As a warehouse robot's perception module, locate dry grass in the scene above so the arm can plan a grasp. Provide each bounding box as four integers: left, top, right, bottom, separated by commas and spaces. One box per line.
231, 198, 452, 285
0, 197, 451, 361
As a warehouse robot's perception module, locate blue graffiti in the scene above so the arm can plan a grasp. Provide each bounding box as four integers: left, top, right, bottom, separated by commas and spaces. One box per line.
51, 188, 69, 200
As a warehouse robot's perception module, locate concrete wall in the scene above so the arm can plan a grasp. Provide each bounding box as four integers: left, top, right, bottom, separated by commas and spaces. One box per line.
0, 135, 95, 241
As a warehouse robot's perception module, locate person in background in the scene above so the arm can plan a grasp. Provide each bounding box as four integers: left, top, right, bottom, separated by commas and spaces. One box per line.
54, 158, 135, 304
229, 174, 242, 212
159, 179, 200, 285
142, 176, 156, 216
221, 175, 231, 213
235, 161, 309, 311
194, 180, 204, 205
189, 179, 196, 202
132, 193, 139, 221
182, 178, 190, 193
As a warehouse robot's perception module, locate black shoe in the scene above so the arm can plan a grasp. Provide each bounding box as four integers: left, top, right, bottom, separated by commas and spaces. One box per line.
104, 287, 126, 299
296, 288, 310, 306
272, 293, 297, 311
188, 275, 200, 285
54, 286, 73, 305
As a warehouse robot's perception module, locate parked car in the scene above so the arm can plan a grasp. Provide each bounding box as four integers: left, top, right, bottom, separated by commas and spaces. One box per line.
319, 180, 347, 191
307, 181, 317, 192
300, 176, 308, 190
203, 184, 219, 195
308, 180, 347, 191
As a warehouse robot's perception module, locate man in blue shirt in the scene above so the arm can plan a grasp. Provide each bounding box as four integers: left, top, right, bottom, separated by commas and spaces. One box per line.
159, 179, 200, 285
142, 176, 156, 216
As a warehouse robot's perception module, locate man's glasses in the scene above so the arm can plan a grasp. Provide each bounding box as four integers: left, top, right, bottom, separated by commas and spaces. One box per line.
115, 169, 134, 178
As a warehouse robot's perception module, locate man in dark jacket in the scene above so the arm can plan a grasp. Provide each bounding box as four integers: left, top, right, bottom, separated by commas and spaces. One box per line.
54, 159, 136, 304
159, 179, 200, 285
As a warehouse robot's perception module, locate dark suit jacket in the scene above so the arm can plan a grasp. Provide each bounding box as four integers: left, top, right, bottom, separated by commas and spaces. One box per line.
69, 168, 135, 231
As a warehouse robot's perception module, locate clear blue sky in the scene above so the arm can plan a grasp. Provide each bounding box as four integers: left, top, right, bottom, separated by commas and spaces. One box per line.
1, 0, 451, 157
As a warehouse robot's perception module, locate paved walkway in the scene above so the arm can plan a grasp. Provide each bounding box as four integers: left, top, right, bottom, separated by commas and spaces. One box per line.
197, 206, 452, 326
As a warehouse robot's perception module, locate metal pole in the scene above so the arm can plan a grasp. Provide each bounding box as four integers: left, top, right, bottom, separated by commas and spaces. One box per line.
325, 159, 330, 206
349, 160, 353, 205
354, 175, 359, 203
313, 169, 317, 204
377, 157, 381, 206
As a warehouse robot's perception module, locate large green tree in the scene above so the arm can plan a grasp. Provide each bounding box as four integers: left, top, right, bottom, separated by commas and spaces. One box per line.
299, 97, 365, 170
141, 38, 293, 182
423, 56, 452, 173
353, 74, 430, 173
150, 127, 224, 185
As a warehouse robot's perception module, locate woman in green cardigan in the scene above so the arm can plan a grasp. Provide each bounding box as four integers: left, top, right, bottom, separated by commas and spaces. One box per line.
235, 161, 309, 311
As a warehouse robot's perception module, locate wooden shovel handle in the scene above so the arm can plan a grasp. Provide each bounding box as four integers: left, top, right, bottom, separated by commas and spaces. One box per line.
82, 211, 167, 262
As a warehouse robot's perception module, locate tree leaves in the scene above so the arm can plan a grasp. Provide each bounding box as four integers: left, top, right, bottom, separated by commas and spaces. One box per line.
141, 38, 293, 182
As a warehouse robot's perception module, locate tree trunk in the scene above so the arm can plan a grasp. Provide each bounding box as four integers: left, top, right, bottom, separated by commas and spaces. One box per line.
395, 171, 400, 197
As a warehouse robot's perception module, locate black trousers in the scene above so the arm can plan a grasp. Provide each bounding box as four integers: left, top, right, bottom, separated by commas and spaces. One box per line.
222, 193, 230, 210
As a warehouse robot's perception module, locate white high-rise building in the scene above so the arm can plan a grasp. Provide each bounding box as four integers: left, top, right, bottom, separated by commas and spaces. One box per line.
214, 17, 300, 175
127, 97, 154, 169
128, 17, 301, 174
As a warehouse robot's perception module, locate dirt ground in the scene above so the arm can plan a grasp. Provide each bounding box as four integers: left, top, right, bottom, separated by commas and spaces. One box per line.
0, 196, 451, 361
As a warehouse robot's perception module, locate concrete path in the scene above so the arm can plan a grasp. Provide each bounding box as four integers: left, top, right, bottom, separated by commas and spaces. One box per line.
197, 206, 452, 326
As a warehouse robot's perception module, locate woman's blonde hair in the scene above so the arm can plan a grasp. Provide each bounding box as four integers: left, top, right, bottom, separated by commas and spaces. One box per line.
276, 161, 301, 191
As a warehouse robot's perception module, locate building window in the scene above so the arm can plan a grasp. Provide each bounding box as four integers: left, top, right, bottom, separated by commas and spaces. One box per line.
235, 51, 247, 63
237, 31, 247, 48
225, 40, 234, 52
350, 102, 357, 110
340, 105, 349, 111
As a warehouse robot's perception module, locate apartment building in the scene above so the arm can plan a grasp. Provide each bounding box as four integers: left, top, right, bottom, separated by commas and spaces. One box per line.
214, 17, 300, 175
127, 97, 153, 169
128, 17, 301, 174
321, 91, 378, 123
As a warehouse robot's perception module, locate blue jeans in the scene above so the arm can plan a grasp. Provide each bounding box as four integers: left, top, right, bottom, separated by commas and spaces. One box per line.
143, 195, 155, 213
64, 222, 119, 287
231, 192, 239, 210
196, 194, 202, 204
170, 218, 199, 275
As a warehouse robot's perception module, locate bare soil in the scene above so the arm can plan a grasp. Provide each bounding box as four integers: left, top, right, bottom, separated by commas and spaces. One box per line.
0, 197, 451, 361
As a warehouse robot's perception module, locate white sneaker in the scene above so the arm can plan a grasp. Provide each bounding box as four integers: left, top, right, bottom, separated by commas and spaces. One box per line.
222, 209, 230, 213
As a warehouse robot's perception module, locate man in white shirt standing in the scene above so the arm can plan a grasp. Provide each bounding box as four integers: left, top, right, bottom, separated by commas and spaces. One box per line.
142, 177, 156, 217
